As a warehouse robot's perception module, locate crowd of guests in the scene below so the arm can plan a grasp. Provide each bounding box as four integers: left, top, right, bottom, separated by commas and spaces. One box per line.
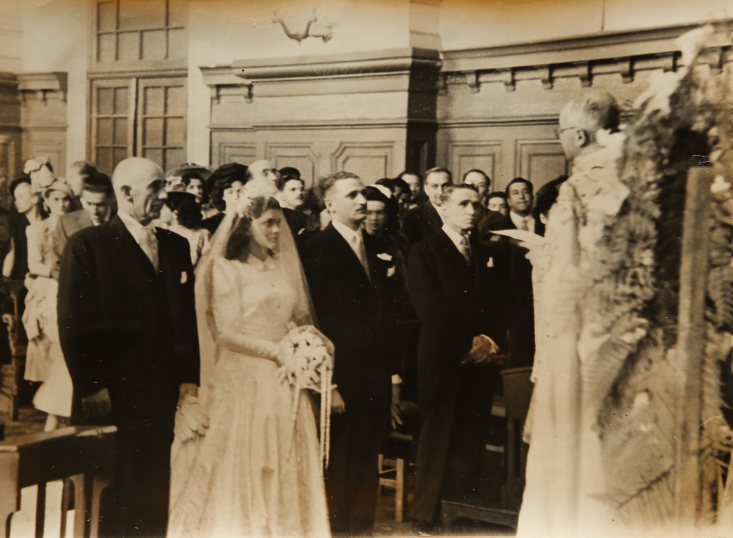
2, 152, 568, 536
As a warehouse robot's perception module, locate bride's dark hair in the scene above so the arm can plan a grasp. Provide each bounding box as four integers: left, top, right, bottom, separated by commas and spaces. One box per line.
225, 196, 280, 260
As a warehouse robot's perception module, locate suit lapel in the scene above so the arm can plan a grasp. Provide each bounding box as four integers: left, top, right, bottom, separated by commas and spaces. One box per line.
110, 216, 158, 288
425, 202, 442, 233
363, 230, 386, 286
324, 224, 372, 288
76, 210, 93, 230
435, 230, 470, 268
156, 229, 175, 283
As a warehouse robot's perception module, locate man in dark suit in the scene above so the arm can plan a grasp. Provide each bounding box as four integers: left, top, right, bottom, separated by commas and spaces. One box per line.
58, 157, 201, 537
275, 168, 312, 240
301, 171, 395, 534
462, 169, 490, 207
50, 171, 114, 280
407, 184, 509, 533
491, 177, 542, 369
402, 167, 452, 246
397, 170, 425, 211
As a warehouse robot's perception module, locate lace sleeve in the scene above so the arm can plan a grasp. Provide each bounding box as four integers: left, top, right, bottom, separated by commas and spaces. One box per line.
210, 257, 279, 360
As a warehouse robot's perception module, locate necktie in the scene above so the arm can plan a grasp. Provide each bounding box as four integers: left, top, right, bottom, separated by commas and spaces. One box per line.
517, 217, 529, 231
138, 226, 159, 272
460, 235, 472, 263
352, 233, 371, 281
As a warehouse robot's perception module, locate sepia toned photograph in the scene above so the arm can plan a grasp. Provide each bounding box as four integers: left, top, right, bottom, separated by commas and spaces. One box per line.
0, 0, 732, 537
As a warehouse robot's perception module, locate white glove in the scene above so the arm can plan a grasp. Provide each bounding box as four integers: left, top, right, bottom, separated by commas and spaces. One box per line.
174, 394, 210, 441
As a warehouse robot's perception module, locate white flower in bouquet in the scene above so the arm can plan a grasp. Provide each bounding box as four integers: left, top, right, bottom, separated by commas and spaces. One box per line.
278, 326, 334, 466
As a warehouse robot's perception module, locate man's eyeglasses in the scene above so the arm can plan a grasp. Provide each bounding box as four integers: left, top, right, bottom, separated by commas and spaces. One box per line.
554, 127, 578, 139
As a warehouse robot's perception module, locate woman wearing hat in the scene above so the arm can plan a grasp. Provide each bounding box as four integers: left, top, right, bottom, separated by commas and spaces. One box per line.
23, 180, 74, 431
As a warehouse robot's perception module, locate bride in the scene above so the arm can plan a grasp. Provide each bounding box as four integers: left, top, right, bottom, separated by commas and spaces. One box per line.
167, 180, 335, 537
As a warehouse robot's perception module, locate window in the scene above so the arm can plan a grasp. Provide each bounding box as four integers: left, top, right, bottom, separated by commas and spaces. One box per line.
95, 0, 186, 65
91, 76, 187, 174
90, 0, 188, 174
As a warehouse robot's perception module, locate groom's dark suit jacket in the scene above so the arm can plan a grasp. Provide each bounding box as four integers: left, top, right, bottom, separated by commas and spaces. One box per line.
58, 215, 199, 537
301, 223, 395, 532
407, 229, 510, 521
301, 223, 394, 408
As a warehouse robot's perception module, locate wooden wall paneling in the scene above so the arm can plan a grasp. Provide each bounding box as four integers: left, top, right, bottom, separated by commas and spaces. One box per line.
210, 130, 256, 169
515, 139, 568, 191
331, 142, 395, 184
21, 129, 66, 175
264, 143, 319, 188
18, 74, 68, 175
447, 141, 502, 186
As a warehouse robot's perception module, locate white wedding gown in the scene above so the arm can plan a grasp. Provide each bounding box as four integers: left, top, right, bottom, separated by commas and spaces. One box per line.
168, 256, 330, 537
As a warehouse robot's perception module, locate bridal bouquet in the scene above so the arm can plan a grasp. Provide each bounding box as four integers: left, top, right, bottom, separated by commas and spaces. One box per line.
278, 326, 334, 466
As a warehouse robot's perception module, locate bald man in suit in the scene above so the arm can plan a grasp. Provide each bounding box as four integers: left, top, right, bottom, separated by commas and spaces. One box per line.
59, 158, 201, 537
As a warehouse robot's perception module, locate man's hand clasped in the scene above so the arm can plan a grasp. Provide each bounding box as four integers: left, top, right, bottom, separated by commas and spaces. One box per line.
464, 334, 503, 365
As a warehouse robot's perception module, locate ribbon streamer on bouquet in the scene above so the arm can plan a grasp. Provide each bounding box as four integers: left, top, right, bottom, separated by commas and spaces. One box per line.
278, 329, 334, 469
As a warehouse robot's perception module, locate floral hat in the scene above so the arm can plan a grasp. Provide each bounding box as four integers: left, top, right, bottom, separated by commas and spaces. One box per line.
43, 180, 74, 199
23, 156, 51, 175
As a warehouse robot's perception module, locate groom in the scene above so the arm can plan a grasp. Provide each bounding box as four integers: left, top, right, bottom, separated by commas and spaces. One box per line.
301, 172, 395, 534
58, 157, 201, 537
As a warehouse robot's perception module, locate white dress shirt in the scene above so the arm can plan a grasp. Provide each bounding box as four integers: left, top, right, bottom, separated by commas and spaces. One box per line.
118, 211, 159, 271
510, 211, 536, 233
332, 219, 370, 278
442, 224, 471, 262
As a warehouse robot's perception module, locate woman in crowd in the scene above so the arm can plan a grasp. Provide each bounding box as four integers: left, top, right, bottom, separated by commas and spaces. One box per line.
375, 177, 411, 218
159, 191, 212, 267
363, 185, 410, 289
180, 172, 207, 205
23, 156, 55, 195
22, 180, 74, 431
168, 186, 333, 537
201, 163, 249, 234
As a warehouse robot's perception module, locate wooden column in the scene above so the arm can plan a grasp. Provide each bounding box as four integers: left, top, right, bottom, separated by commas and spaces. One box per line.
674, 165, 713, 525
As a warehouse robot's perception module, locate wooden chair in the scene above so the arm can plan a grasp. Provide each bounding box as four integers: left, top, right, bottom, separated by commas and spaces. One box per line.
378, 400, 419, 522
441, 366, 533, 530
501, 366, 533, 511
0, 425, 116, 538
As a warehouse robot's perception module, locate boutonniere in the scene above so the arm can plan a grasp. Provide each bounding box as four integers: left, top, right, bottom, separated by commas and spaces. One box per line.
376, 253, 392, 262
486, 257, 494, 268
387, 266, 396, 278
